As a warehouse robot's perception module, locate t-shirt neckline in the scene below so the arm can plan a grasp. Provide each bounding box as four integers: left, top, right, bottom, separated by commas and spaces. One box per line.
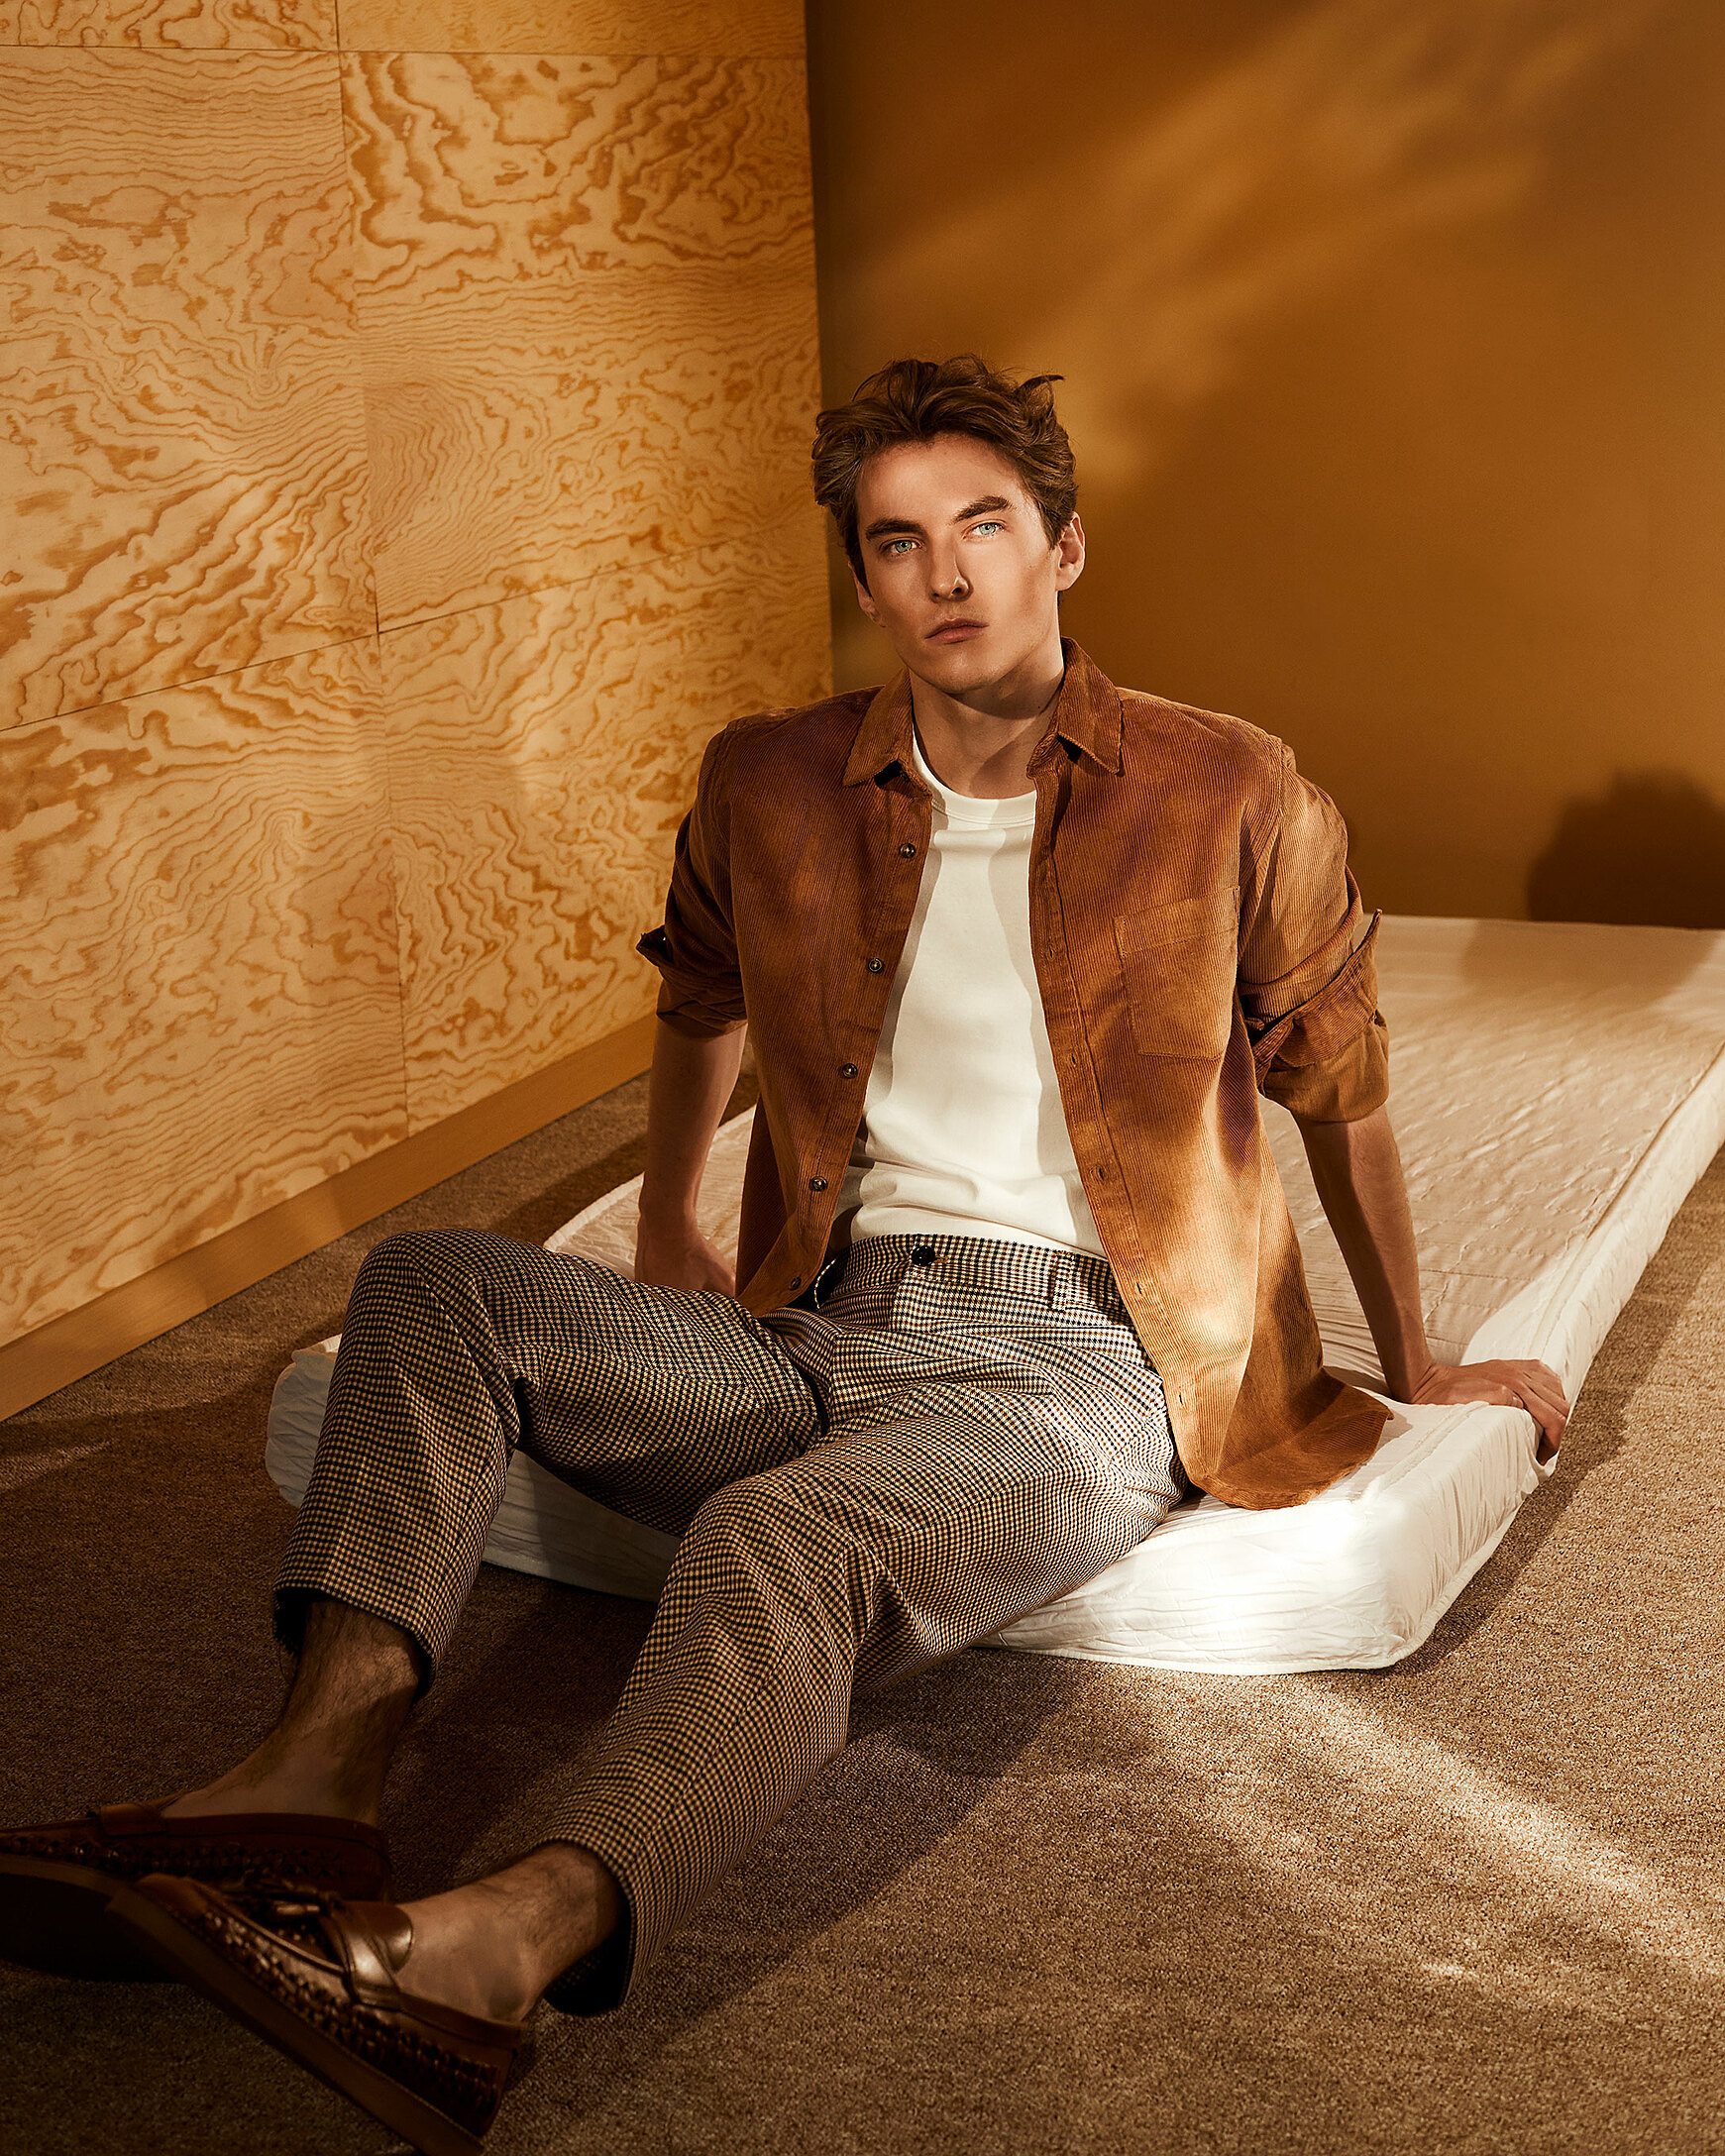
911, 729, 1038, 828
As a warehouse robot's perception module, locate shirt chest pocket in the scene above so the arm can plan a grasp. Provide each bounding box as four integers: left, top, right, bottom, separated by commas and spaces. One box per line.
1113, 885, 1240, 1059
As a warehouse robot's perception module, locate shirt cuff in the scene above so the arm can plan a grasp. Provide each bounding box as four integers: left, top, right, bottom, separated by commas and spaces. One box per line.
1252, 913, 1389, 1121
1264, 1009, 1390, 1121
638, 927, 747, 1037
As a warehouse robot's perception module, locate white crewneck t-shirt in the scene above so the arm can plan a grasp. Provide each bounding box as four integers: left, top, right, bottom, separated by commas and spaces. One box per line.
834, 734, 1104, 1257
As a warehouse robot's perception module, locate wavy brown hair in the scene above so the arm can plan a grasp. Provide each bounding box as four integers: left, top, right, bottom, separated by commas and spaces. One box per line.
810, 354, 1077, 588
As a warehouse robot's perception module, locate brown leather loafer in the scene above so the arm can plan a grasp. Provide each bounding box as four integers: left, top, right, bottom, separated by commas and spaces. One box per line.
0, 1801, 391, 1981
110, 1876, 525, 2156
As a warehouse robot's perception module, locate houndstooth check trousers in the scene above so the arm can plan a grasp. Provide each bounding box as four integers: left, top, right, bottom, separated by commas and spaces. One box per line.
275, 1227, 1182, 2008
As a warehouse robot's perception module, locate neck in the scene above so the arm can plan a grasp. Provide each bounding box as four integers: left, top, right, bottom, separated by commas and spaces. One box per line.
907, 627, 1066, 799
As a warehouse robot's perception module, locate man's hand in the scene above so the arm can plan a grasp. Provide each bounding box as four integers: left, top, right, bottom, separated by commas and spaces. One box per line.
1406, 1356, 1570, 1461
1296, 1107, 1572, 1463
634, 1215, 736, 1297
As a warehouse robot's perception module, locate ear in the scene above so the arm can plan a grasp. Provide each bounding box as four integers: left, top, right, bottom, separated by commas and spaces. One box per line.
1053, 512, 1086, 593
851, 568, 878, 620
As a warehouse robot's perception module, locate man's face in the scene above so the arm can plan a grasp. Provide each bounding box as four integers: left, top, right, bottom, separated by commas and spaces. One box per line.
850, 434, 1084, 693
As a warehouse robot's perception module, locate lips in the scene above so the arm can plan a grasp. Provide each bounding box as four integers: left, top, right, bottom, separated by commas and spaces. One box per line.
926, 619, 985, 642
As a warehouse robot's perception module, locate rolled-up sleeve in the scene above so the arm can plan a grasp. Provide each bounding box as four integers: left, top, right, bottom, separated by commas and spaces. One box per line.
636, 728, 748, 1038
1238, 744, 1389, 1121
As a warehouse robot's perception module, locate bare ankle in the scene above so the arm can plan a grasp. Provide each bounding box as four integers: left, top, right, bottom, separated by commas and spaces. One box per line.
168, 1596, 421, 1825
398, 1846, 621, 2022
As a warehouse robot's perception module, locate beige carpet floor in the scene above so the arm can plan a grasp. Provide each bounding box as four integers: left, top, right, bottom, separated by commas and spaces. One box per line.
2, 1076, 1721, 2156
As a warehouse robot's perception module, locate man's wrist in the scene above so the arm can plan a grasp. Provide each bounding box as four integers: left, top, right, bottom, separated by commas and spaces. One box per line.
1383, 1345, 1436, 1400
636, 1200, 702, 1240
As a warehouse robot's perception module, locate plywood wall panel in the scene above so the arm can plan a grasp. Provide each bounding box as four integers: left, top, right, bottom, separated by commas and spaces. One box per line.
0, 635, 405, 1344
5, 0, 337, 46
344, 42, 820, 630
365, 266, 820, 629
0, 51, 373, 728
343, 51, 811, 285
381, 515, 829, 1131
0, 0, 828, 1394
335, 0, 803, 56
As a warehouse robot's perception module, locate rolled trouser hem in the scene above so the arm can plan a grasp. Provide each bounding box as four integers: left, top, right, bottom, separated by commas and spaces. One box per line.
534, 1822, 654, 2016
270, 1575, 444, 1698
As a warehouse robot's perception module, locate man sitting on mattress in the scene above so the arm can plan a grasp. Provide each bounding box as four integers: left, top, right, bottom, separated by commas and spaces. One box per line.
1, 355, 1568, 2154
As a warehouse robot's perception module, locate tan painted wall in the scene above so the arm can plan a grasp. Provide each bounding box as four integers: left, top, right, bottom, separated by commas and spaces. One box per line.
1, 0, 829, 1359
806, 0, 1724, 929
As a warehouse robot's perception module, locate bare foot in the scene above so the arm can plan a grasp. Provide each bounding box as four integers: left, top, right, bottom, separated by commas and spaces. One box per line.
162, 1762, 375, 1824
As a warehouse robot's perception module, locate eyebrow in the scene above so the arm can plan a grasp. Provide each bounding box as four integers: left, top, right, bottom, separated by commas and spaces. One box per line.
861, 494, 1014, 543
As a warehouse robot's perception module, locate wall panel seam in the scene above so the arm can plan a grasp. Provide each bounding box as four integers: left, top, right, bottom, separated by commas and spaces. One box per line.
3, 625, 382, 734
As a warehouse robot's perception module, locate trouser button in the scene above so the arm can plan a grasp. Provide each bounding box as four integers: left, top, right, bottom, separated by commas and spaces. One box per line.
911, 1242, 936, 1264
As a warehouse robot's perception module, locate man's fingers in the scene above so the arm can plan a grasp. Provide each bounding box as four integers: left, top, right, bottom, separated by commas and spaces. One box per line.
1506, 1357, 1569, 1407
1411, 1360, 1570, 1455
1493, 1375, 1566, 1452
1511, 1371, 1568, 1418
1490, 1358, 1570, 1417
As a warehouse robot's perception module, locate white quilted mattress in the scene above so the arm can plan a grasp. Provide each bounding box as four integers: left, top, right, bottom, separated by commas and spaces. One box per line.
267, 916, 1725, 1673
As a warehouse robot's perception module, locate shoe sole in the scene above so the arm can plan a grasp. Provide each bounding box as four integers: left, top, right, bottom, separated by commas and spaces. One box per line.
0, 1858, 169, 1982
108, 1886, 485, 2156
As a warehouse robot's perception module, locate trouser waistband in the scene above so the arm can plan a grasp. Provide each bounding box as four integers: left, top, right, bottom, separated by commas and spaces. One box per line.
806, 1232, 1124, 1313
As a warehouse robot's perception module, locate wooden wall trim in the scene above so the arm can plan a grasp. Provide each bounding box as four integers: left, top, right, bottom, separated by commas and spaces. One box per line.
0, 1012, 657, 1423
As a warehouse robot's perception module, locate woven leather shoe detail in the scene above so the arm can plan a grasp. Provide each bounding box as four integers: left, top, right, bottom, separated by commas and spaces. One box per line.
0, 1800, 392, 1981
111, 1877, 524, 2153
0, 1802, 391, 1897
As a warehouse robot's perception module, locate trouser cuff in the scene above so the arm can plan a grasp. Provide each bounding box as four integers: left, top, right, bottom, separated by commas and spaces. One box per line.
534, 1827, 648, 2015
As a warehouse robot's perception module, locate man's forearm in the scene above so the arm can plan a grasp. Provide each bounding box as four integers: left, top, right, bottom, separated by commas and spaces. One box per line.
638, 1020, 747, 1231
1294, 1104, 1430, 1398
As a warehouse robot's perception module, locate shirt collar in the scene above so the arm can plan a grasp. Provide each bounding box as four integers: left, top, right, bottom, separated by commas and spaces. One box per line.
840, 636, 1126, 786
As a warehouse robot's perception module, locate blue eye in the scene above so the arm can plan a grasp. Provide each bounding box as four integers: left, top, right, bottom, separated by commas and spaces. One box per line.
971, 521, 1003, 536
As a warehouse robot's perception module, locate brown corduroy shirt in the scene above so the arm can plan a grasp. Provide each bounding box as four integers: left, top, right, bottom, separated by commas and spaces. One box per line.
638, 640, 1392, 1509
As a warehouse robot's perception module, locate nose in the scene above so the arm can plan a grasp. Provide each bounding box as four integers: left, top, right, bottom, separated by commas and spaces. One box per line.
929, 549, 971, 600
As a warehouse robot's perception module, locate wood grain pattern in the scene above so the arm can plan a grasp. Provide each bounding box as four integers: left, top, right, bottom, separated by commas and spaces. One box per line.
344, 44, 820, 628
0, 1012, 654, 1420
3, 0, 337, 47
1, 0, 825, 1365
342, 50, 812, 287
364, 265, 820, 628
379, 516, 829, 1131
334, 0, 803, 56
0, 51, 374, 727
0, 635, 405, 1345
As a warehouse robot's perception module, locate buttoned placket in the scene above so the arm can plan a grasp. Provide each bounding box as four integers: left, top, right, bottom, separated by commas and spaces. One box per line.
1024, 742, 1189, 1419
794, 764, 935, 1276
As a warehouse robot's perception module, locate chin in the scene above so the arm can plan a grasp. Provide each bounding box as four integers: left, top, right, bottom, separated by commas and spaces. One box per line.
913, 636, 999, 687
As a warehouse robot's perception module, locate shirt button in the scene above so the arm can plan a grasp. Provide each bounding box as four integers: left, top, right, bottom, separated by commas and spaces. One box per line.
840, 1062, 858, 1078
898, 841, 918, 858
790, 1276, 802, 1290
866, 958, 885, 974
809, 1176, 828, 1192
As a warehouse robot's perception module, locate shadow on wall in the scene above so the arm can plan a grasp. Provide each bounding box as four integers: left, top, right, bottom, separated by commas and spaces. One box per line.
813, 0, 1665, 693
1527, 771, 1725, 929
